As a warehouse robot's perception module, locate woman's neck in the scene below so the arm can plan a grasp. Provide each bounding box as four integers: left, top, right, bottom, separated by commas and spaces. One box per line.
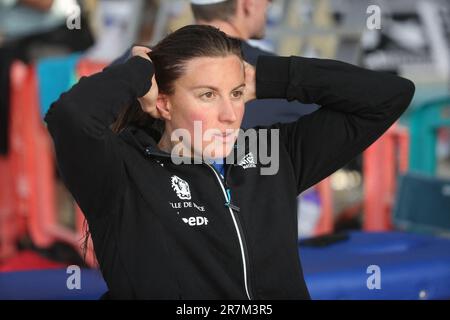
157, 131, 173, 154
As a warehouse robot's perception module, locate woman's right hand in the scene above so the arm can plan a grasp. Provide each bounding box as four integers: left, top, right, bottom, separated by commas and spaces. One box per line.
243, 61, 256, 103
132, 46, 161, 119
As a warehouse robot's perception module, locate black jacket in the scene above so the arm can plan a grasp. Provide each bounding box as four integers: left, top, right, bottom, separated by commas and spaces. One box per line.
45, 55, 415, 299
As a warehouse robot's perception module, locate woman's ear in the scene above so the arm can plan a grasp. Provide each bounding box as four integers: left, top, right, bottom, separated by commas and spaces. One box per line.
156, 94, 172, 121
242, 0, 255, 16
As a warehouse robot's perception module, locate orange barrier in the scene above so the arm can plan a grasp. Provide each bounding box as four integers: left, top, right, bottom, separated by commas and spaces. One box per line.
10, 62, 57, 248
0, 156, 17, 261
314, 178, 334, 235
363, 124, 409, 231
6, 59, 107, 266
77, 60, 106, 77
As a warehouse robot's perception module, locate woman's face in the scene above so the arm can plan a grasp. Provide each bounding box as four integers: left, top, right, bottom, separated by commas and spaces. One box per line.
161, 54, 245, 160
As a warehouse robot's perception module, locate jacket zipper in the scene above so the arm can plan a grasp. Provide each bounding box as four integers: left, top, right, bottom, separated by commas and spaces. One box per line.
143, 146, 253, 299
205, 163, 253, 300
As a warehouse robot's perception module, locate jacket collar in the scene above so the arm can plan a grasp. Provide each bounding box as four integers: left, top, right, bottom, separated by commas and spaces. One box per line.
120, 125, 251, 165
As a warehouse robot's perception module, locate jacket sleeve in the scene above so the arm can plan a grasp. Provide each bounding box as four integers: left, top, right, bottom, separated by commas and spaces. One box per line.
44, 56, 154, 218
256, 56, 415, 194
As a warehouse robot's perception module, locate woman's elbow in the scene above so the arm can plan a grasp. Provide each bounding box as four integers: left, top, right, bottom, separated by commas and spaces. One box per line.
44, 94, 82, 138
395, 78, 416, 113
382, 77, 415, 116
401, 78, 416, 103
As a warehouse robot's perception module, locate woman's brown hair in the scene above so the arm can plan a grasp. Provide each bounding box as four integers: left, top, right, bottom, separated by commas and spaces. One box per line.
112, 24, 243, 134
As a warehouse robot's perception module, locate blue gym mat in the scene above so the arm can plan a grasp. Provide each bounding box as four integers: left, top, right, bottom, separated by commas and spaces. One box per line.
0, 268, 107, 300
1, 231, 449, 299
300, 231, 450, 300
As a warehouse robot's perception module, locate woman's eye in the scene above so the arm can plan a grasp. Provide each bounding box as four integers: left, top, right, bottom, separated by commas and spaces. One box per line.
200, 92, 215, 100
231, 90, 243, 99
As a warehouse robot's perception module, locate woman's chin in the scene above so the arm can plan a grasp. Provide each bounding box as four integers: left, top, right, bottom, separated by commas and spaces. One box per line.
199, 142, 235, 161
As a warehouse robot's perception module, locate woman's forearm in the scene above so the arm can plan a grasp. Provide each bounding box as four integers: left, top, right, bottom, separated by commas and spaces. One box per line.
257, 55, 415, 193
45, 56, 154, 138
44, 56, 154, 219
256, 55, 414, 117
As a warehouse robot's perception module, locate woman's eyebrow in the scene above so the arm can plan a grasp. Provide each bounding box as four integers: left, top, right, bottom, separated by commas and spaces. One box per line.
232, 83, 246, 90
190, 83, 246, 91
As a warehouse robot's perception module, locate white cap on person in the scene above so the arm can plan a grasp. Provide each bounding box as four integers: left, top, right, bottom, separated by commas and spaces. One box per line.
190, 0, 228, 5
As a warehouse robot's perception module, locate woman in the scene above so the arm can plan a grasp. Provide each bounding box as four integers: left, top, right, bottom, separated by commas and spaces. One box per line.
45, 25, 415, 299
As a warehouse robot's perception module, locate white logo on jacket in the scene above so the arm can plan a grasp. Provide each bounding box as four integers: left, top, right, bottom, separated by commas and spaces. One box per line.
182, 216, 209, 226
171, 175, 191, 200
238, 152, 257, 169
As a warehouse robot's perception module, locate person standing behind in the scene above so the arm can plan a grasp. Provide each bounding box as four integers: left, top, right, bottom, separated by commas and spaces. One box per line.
190, 0, 318, 128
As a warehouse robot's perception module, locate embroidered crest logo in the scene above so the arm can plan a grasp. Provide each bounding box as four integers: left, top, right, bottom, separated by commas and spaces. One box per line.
238, 152, 257, 169
171, 175, 191, 200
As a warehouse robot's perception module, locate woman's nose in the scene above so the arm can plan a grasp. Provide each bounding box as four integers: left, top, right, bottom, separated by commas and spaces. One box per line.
218, 99, 237, 123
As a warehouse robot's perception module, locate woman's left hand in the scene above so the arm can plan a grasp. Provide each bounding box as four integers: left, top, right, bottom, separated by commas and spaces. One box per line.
243, 61, 256, 103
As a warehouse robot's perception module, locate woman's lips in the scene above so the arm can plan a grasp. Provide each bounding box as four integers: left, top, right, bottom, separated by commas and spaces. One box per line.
213, 131, 236, 142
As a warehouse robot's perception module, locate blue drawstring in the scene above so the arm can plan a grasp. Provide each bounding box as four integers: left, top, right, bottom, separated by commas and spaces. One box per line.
226, 189, 231, 205
224, 188, 240, 212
